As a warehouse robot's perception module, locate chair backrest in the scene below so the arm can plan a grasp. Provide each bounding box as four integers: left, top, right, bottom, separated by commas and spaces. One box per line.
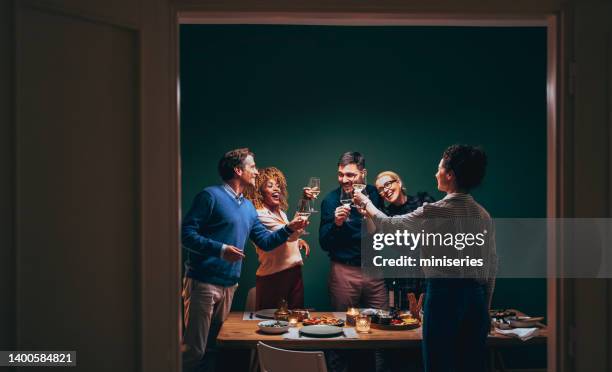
245, 287, 256, 312
257, 341, 327, 372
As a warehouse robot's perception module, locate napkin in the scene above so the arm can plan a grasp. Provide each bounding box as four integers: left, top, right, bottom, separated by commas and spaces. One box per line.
283, 327, 359, 340
495, 327, 539, 341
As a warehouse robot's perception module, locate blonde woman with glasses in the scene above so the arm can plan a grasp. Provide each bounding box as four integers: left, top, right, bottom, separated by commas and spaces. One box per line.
375, 170, 435, 217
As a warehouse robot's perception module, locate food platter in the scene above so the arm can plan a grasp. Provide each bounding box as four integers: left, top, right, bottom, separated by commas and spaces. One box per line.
490, 309, 544, 329
370, 310, 420, 330
302, 316, 344, 327
509, 316, 544, 328
371, 318, 420, 331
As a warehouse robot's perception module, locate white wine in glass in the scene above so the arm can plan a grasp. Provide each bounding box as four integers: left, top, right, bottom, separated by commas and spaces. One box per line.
352, 172, 367, 207
296, 199, 312, 235
307, 177, 321, 212
339, 189, 352, 222
296, 211, 311, 220
352, 183, 366, 193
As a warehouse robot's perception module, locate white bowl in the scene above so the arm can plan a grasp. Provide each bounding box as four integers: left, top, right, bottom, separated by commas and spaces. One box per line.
257, 320, 290, 334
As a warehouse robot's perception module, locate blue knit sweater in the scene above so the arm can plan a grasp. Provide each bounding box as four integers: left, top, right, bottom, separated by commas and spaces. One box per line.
182, 185, 292, 286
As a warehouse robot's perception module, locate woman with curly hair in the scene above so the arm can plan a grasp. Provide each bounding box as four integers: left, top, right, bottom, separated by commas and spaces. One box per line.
244, 167, 310, 310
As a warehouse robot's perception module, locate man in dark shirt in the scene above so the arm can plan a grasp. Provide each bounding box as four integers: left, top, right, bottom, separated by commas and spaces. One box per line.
317, 151, 386, 310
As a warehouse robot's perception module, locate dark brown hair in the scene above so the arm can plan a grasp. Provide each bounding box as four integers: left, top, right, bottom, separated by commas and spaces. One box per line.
337, 151, 365, 170
217, 148, 254, 181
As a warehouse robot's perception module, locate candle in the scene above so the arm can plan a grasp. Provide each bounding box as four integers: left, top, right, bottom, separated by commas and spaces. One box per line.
346, 307, 359, 326
288, 316, 299, 327
355, 315, 371, 333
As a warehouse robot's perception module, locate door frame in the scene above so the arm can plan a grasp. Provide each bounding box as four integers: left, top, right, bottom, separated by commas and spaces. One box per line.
167, 8, 568, 372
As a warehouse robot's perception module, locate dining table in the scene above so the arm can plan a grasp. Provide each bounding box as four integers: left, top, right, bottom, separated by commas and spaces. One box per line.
216, 309, 547, 371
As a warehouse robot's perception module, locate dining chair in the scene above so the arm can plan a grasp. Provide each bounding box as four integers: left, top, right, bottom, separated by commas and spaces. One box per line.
256, 341, 328, 372
245, 287, 256, 311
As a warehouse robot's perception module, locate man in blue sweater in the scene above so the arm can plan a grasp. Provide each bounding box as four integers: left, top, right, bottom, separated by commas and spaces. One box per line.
181, 148, 307, 372
318, 151, 387, 311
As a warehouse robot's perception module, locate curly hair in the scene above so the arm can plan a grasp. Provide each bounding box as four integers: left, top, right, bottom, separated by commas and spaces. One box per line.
441, 144, 487, 191
244, 167, 289, 211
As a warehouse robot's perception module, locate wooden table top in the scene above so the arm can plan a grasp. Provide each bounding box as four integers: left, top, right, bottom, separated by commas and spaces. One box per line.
216, 311, 547, 350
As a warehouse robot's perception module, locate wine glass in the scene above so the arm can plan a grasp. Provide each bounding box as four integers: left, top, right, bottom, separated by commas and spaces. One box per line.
339, 189, 353, 222
352, 171, 366, 194
296, 199, 312, 235
356, 189, 370, 216
307, 177, 320, 213
352, 172, 367, 207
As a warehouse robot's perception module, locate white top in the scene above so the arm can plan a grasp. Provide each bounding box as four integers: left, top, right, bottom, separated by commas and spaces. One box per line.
253, 207, 303, 277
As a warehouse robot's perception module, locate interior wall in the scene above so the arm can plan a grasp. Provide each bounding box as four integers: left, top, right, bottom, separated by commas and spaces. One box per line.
0, 0, 15, 351
180, 23, 548, 318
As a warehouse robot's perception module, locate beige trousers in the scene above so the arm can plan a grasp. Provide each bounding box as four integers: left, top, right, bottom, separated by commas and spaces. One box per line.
328, 261, 388, 311
181, 277, 237, 372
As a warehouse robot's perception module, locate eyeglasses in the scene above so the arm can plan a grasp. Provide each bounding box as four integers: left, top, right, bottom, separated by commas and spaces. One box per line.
377, 179, 398, 195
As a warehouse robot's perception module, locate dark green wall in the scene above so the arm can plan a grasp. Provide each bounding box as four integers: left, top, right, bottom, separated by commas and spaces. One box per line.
180, 25, 547, 365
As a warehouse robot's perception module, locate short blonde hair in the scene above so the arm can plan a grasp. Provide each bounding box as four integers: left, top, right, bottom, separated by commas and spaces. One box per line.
375, 170, 407, 195
244, 167, 289, 211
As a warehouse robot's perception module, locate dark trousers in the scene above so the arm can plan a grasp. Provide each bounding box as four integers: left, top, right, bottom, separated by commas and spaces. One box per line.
255, 265, 304, 310
422, 279, 489, 372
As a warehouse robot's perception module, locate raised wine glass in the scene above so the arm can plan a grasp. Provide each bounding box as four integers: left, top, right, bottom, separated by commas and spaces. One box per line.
352, 172, 367, 207
307, 177, 320, 213
296, 199, 312, 235
339, 189, 353, 223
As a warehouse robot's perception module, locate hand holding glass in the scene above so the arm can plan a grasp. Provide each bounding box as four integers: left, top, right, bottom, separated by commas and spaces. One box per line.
339, 189, 353, 222
296, 199, 312, 235
306, 177, 320, 212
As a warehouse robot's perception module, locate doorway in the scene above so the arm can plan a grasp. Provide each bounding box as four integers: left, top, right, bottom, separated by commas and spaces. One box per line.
174, 12, 560, 372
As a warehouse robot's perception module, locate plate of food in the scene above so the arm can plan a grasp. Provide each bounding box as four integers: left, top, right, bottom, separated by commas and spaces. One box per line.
371, 310, 420, 330
299, 325, 344, 338
490, 309, 516, 319
372, 316, 420, 330
508, 316, 544, 328
302, 316, 344, 327
257, 320, 290, 334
